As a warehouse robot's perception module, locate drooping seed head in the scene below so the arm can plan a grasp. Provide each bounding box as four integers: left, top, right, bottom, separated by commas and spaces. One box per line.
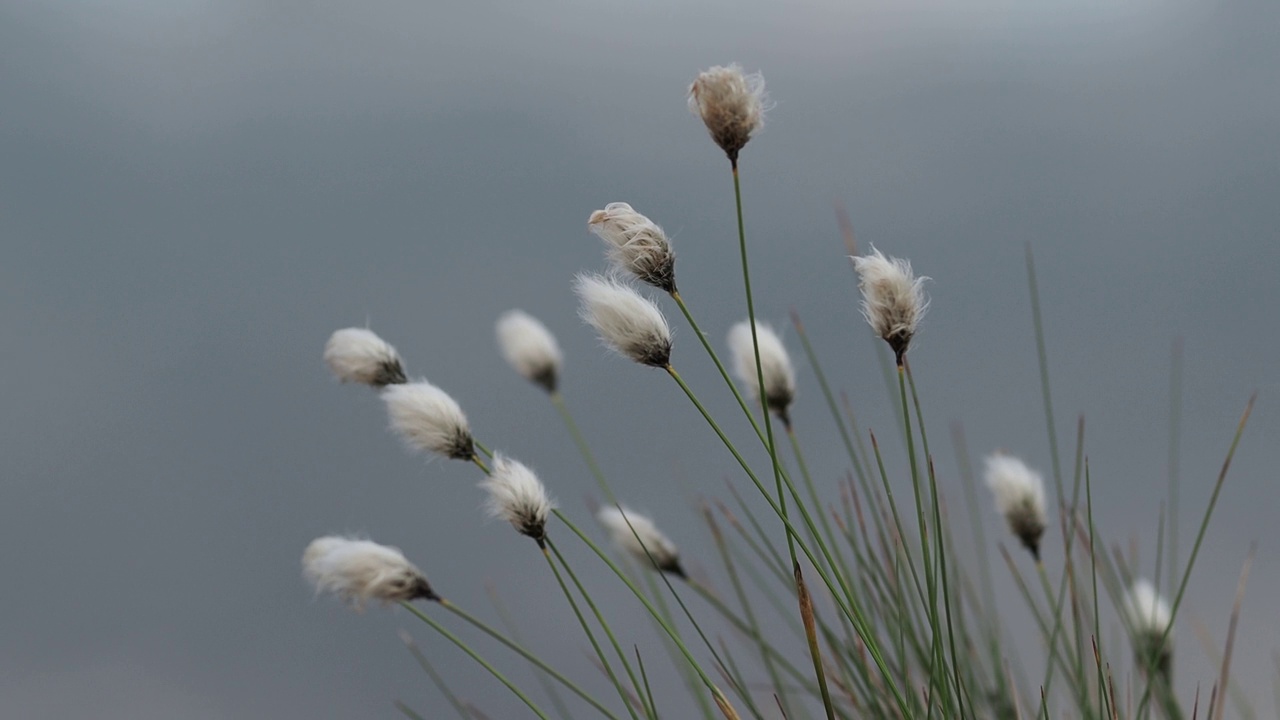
303, 535, 437, 610
850, 246, 929, 364
382, 381, 475, 460
482, 454, 555, 542
324, 328, 407, 387
587, 202, 677, 292
574, 273, 673, 368
495, 310, 563, 394
1122, 579, 1174, 680
598, 506, 684, 577
983, 453, 1048, 560
727, 320, 796, 424
688, 64, 768, 162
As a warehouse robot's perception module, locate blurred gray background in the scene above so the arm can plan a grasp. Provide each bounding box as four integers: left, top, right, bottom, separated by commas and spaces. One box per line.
2, 0, 1277, 717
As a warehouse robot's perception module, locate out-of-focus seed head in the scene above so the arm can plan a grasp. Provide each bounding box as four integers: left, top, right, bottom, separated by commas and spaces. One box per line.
303, 535, 437, 610
324, 328, 407, 387
727, 320, 796, 424
496, 310, 563, 393
983, 453, 1048, 561
1122, 579, 1174, 681
597, 507, 684, 577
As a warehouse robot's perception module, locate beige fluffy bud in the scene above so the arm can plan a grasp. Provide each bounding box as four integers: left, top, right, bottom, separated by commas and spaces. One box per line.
688, 64, 768, 162
851, 246, 929, 364
587, 202, 677, 292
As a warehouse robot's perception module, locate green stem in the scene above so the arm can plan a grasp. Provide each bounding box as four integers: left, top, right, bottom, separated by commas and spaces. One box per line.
541, 543, 644, 720
550, 391, 616, 505
399, 602, 551, 720
435, 600, 623, 720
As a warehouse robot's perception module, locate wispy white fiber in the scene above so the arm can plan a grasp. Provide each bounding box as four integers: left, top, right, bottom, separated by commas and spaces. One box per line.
598, 507, 684, 576
482, 454, 555, 542
587, 202, 677, 292
850, 246, 929, 363
382, 381, 475, 460
983, 453, 1048, 559
727, 319, 796, 421
496, 310, 563, 393
324, 328, 407, 387
688, 64, 769, 161
574, 274, 672, 368
303, 535, 436, 609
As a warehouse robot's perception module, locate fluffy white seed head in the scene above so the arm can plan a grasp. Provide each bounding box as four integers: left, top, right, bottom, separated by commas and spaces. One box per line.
496, 310, 563, 393
727, 320, 797, 423
574, 274, 673, 368
587, 202, 677, 292
303, 535, 437, 610
1123, 579, 1173, 638
850, 246, 929, 364
324, 328, 407, 387
688, 64, 768, 161
482, 454, 555, 542
1122, 578, 1174, 678
598, 507, 684, 576
983, 453, 1048, 560
382, 381, 475, 460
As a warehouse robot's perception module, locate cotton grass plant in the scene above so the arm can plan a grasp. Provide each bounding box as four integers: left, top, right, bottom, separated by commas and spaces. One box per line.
304, 64, 1260, 720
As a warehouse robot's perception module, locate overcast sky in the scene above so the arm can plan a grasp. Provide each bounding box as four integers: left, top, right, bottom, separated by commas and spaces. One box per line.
2, 0, 1277, 718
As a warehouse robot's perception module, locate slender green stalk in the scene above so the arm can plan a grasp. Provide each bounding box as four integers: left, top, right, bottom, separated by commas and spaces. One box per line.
662, 364, 908, 715
434, 599, 624, 720
1166, 338, 1183, 598
485, 586, 578, 720
703, 506, 794, 714
391, 696, 427, 712
399, 602, 551, 720
542, 542, 646, 720
1135, 393, 1256, 717
399, 631, 472, 719
635, 648, 659, 720
611, 508, 763, 718
550, 391, 616, 504
551, 509, 739, 715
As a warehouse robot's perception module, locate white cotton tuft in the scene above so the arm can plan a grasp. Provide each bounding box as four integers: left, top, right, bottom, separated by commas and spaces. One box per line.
574, 274, 672, 368
324, 328, 407, 387
1122, 578, 1175, 679
481, 454, 555, 542
688, 64, 769, 161
850, 246, 929, 364
597, 507, 684, 577
303, 535, 437, 610
1123, 579, 1173, 637
587, 202, 677, 292
983, 453, 1048, 560
496, 310, 563, 393
382, 381, 475, 460
727, 320, 796, 423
